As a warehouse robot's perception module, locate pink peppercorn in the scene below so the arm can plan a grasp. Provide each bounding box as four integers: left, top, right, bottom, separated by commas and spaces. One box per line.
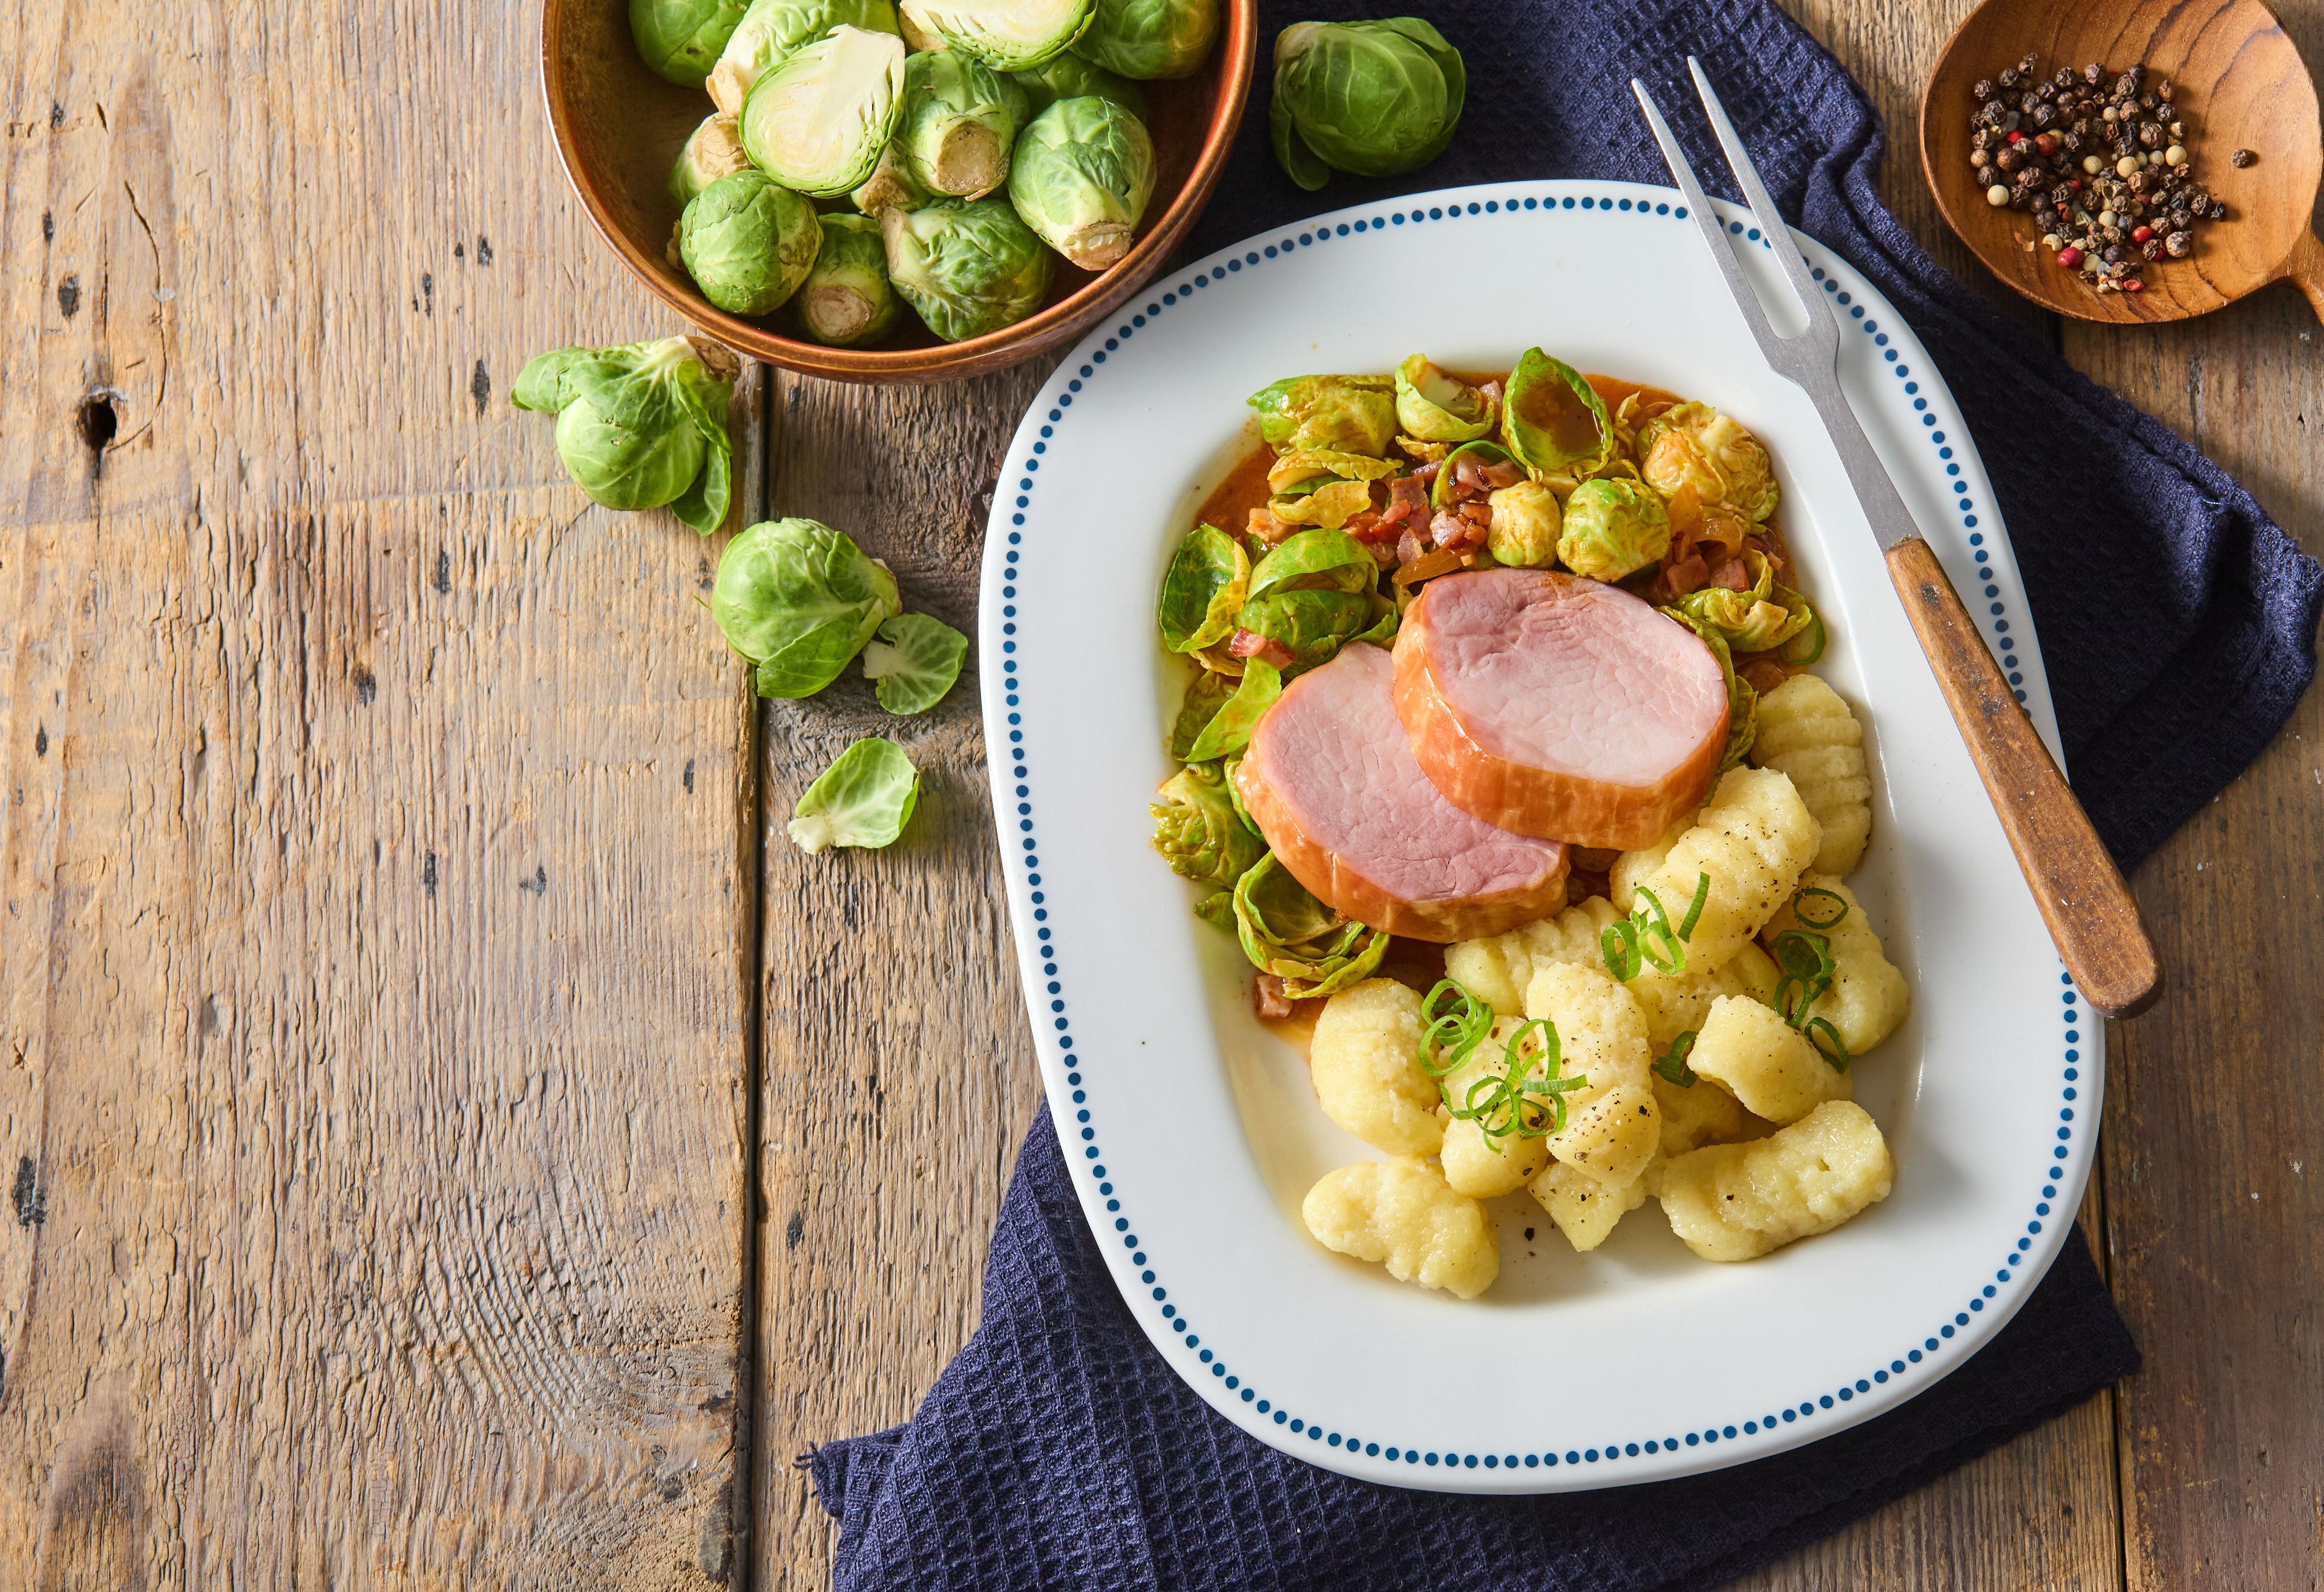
2131, 225, 2153, 243
2056, 245, 2085, 267
2122, 278, 2145, 292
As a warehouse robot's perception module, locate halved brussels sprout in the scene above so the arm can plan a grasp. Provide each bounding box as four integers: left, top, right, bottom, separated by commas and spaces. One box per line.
1394, 354, 1495, 442
708, 0, 902, 113
1502, 349, 1612, 477
1247, 375, 1396, 457
1151, 762, 1264, 888
670, 113, 753, 209
739, 24, 907, 197
901, 49, 1028, 198
881, 197, 1054, 342
1180, 657, 1281, 761
1662, 609, 1758, 768
633, 0, 750, 87
901, 0, 1095, 68
788, 736, 921, 853
1557, 477, 1671, 582
1168, 668, 1236, 759
1234, 530, 1384, 671
1638, 401, 1781, 522
1265, 449, 1399, 496
861, 612, 968, 712
1232, 853, 1392, 998
850, 141, 932, 215
1429, 439, 1520, 513
1158, 522, 1251, 653
678, 170, 824, 315
793, 212, 900, 346
513, 336, 738, 534
1075, 0, 1217, 79
1672, 549, 1813, 654
1006, 96, 1155, 269
1270, 18, 1465, 192
1485, 478, 1560, 567
711, 517, 901, 698
1009, 51, 1147, 117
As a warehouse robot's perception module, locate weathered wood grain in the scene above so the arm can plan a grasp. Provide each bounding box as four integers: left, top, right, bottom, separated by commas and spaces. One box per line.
0, 1, 759, 1584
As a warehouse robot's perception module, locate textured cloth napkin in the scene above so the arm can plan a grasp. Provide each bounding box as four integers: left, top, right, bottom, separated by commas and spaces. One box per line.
809, 0, 2320, 1584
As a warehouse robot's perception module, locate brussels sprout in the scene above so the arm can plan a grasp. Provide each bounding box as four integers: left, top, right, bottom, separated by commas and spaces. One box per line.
1428, 439, 1521, 513
1394, 354, 1496, 443
1265, 448, 1400, 497
707, 0, 902, 113
1270, 19, 1464, 191
1167, 667, 1236, 759
1151, 762, 1264, 888
901, 0, 1094, 68
900, 50, 1028, 198
1485, 479, 1560, 567
1502, 349, 1612, 478
792, 213, 901, 346
1662, 609, 1758, 769
1158, 522, 1250, 652
1247, 527, 1376, 600
860, 612, 968, 712
1672, 550, 1813, 654
1229, 530, 1386, 672
1557, 477, 1671, 582
1010, 52, 1147, 117
1006, 97, 1155, 270
1180, 657, 1281, 761
740, 25, 906, 197
850, 142, 933, 215
1232, 854, 1392, 998
1075, 0, 1216, 79
678, 171, 823, 315
711, 517, 901, 698
512, 336, 737, 534
634, 0, 750, 85
881, 197, 1054, 342
788, 736, 921, 853
1247, 375, 1396, 457
670, 113, 753, 209
1638, 401, 1780, 522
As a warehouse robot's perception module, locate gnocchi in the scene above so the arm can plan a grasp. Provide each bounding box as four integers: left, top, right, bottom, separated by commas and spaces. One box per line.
1443, 896, 1623, 1016
1686, 994, 1852, 1125
1764, 876, 1911, 1058
1530, 1160, 1648, 1252
1628, 940, 1780, 1052
1302, 1159, 1500, 1299
1652, 1073, 1770, 1159
1308, 979, 1446, 1156
1751, 673, 1873, 877
1656, 1100, 1895, 1262
1437, 1024, 1554, 1196
1626, 767, 1821, 974
1522, 963, 1659, 1187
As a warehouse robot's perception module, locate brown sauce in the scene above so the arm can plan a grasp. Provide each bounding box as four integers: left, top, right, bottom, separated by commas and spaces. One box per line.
1255, 940, 1451, 1063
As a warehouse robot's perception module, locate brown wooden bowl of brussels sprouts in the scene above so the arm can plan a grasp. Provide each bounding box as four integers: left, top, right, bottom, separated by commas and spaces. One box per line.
542, 0, 1258, 382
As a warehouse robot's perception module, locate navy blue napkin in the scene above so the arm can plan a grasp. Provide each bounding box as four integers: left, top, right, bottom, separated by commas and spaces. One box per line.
810, 0, 2317, 1583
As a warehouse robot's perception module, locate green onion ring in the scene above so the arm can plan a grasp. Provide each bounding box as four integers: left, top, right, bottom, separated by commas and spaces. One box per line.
1791, 886, 1849, 931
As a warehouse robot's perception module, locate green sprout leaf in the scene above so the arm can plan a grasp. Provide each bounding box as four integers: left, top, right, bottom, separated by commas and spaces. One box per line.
1157, 523, 1250, 652
1180, 657, 1282, 761
787, 736, 920, 853
1230, 853, 1390, 1000
861, 612, 968, 713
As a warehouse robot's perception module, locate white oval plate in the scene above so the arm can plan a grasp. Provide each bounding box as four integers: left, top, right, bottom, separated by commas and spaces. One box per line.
978, 181, 2100, 1493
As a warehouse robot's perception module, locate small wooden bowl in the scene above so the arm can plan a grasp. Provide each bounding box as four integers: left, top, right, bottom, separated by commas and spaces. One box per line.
1920, 0, 2324, 324
542, 1, 1257, 382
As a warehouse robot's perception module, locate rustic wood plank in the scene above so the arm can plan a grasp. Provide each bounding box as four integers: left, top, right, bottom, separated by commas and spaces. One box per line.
0, 1, 760, 1582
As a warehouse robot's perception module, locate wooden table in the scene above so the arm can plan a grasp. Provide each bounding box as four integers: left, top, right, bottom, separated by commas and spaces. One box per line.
2, 1, 2316, 1585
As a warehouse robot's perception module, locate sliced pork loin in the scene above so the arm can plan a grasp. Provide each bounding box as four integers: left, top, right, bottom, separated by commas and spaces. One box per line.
1394, 569, 1727, 850
1235, 644, 1570, 943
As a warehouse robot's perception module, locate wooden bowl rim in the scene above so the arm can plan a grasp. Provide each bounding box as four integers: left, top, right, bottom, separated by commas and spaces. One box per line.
540, 0, 1259, 382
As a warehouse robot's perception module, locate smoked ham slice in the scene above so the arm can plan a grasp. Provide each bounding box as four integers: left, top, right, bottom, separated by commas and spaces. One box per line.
1394, 569, 1727, 849
1235, 644, 1569, 942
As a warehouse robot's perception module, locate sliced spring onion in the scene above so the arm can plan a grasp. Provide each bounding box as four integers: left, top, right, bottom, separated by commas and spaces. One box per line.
1652, 1029, 1699, 1087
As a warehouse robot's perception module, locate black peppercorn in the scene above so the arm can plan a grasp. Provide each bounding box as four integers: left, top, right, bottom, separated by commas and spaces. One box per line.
1975, 165, 1998, 189
2156, 79, 2174, 101
2032, 101, 2058, 129
2084, 61, 2106, 84
2050, 183, 2077, 208
2017, 51, 2039, 73
2061, 129, 2085, 154
2207, 197, 2229, 220
2138, 121, 2162, 148
2141, 238, 2165, 261
1995, 146, 2021, 172
2230, 148, 2256, 168
2137, 91, 2158, 111
2103, 243, 2129, 264
2165, 231, 2192, 257
1979, 100, 2009, 129
1999, 65, 2021, 89
1974, 77, 1996, 100
2054, 67, 2077, 90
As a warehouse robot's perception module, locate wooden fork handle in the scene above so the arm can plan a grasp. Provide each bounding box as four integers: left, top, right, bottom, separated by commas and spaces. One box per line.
1886, 536, 2161, 1017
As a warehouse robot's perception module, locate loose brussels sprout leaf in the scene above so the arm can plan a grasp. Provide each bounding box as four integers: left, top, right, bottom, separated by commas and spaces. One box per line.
679, 171, 824, 315
1236, 588, 1373, 672
740, 25, 907, 196
1246, 375, 1396, 457
1673, 549, 1813, 654
512, 335, 738, 533
1485, 478, 1560, 567
1394, 354, 1495, 443
670, 113, 753, 209
1638, 401, 1781, 522
1006, 96, 1155, 269
860, 612, 968, 712
1181, 657, 1281, 761
850, 142, 932, 216
1270, 19, 1465, 189
1232, 853, 1392, 999
901, 49, 1028, 199
881, 197, 1054, 342
1192, 889, 1236, 931
1167, 667, 1238, 760
1428, 439, 1517, 513
901, 0, 1095, 68
1157, 522, 1251, 652
632, 0, 749, 86
709, 0, 902, 113
711, 517, 902, 697
1075, 0, 1218, 79
1265, 449, 1399, 496
1662, 608, 1759, 769
793, 212, 901, 346
1246, 528, 1376, 600
1267, 479, 1372, 529
788, 736, 921, 853
1010, 52, 1147, 117
1557, 477, 1672, 582
1502, 349, 1612, 477
1150, 762, 1264, 888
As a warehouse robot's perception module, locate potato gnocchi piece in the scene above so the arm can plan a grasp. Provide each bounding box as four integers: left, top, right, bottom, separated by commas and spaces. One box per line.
1529, 1160, 1648, 1252
1436, 1024, 1552, 1198
1610, 809, 1699, 905
1521, 963, 1658, 1187
1443, 896, 1624, 1017
1302, 1159, 1500, 1298
1656, 1099, 1894, 1262
1652, 1073, 1770, 1159
1633, 767, 1820, 974
1309, 979, 1443, 1157
1764, 875, 1911, 1059
1628, 941, 1780, 1052
1686, 994, 1851, 1125
1751, 673, 1873, 877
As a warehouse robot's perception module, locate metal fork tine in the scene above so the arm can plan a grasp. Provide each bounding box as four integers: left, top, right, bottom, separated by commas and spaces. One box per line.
1629, 78, 1782, 356
1685, 56, 1827, 330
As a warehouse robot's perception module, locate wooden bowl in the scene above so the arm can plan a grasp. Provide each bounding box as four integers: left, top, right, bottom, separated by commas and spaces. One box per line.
542, 2, 1258, 382
1920, 0, 2324, 324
